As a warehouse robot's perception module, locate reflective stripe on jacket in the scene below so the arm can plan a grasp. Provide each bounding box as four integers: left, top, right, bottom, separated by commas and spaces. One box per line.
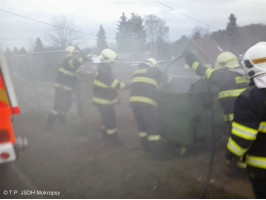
129, 64, 171, 107
93, 63, 125, 105
191, 61, 247, 121
227, 86, 266, 170
56, 57, 84, 90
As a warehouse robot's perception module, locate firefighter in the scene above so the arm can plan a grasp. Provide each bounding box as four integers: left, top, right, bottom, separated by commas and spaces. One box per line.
92, 49, 127, 145
46, 46, 86, 127
129, 58, 173, 159
184, 51, 247, 132
184, 51, 248, 176
225, 42, 266, 198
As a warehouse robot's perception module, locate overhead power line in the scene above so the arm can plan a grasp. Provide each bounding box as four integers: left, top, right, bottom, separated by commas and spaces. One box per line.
0, 9, 115, 40
154, 0, 215, 30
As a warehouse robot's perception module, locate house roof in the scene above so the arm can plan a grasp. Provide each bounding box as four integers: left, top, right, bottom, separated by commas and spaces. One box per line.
186, 39, 224, 64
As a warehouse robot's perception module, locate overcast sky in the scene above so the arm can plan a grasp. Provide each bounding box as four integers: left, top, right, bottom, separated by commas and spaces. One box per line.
1, 0, 266, 50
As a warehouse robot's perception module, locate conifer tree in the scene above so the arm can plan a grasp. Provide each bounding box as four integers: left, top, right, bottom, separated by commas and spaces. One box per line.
96, 25, 108, 52
34, 37, 44, 52
226, 13, 239, 53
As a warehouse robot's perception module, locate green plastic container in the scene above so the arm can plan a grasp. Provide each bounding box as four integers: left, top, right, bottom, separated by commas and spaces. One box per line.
158, 79, 225, 146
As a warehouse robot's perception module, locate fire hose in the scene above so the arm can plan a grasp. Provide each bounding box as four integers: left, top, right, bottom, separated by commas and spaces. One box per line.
164, 52, 217, 199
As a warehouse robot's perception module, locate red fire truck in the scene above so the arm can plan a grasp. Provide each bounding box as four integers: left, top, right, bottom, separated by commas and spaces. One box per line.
0, 47, 27, 164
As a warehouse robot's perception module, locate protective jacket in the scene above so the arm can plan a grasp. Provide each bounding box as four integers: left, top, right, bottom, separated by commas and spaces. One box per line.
92, 63, 126, 105
190, 62, 247, 122
55, 57, 84, 92
129, 62, 172, 151
92, 63, 126, 145
129, 63, 172, 107
227, 85, 266, 170
46, 55, 85, 126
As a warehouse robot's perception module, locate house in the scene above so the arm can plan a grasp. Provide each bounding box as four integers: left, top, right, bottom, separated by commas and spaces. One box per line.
185, 39, 224, 68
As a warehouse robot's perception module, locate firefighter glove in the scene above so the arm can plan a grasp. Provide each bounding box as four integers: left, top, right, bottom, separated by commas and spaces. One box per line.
184, 51, 199, 66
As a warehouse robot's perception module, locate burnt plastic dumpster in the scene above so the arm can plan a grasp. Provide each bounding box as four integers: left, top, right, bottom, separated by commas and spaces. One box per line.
158, 78, 225, 146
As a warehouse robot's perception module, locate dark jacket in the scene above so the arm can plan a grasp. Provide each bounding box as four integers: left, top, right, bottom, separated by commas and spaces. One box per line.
190, 61, 247, 121
129, 63, 172, 107
227, 85, 266, 170
92, 63, 126, 105
55, 57, 84, 92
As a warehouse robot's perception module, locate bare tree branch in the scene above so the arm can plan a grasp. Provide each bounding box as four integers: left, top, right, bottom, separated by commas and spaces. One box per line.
46, 15, 81, 48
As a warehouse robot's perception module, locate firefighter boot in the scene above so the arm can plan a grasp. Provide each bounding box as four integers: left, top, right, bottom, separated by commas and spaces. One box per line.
226, 162, 247, 178
109, 133, 123, 146
46, 113, 56, 128
58, 113, 66, 125
101, 131, 108, 139
101, 126, 108, 139
149, 141, 173, 160
140, 138, 149, 152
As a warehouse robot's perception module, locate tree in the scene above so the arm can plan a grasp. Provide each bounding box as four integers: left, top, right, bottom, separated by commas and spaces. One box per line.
128, 13, 146, 54
191, 26, 210, 39
116, 13, 130, 52
12, 47, 19, 55
155, 37, 171, 59
226, 13, 239, 53
96, 25, 108, 53
34, 37, 44, 52
144, 15, 169, 44
5, 48, 11, 55
20, 47, 27, 55
47, 15, 81, 48
116, 13, 146, 55
172, 35, 190, 57
144, 15, 169, 57
210, 29, 226, 47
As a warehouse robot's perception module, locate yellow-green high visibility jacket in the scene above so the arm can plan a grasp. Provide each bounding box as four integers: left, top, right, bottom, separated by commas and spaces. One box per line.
227, 85, 266, 170
129, 63, 172, 107
191, 62, 247, 121
92, 63, 126, 105
55, 57, 84, 92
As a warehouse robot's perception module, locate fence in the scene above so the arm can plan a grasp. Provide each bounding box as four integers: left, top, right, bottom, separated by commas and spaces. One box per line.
6, 51, 198, 113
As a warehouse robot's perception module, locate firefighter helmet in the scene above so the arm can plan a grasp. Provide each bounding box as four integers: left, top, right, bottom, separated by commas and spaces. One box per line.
144, 58, 159, 68
242, 42, 266, 79
215, 51, 240, 69
65, 46, 79, 58
98, 49, 117, 63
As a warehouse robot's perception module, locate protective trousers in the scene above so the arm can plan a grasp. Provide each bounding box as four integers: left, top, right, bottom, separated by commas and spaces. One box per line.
131, 103, 167, 158
97, 104, 120, 144
46, 88, 72, 126
247, 167, 266, 198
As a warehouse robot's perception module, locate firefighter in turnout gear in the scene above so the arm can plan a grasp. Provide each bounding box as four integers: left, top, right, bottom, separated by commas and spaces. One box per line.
184, 51, 248, 132
225, 42, 266, 198
129, 58, 173, 159
92, 49, 127, 145
46, 46, 86, 127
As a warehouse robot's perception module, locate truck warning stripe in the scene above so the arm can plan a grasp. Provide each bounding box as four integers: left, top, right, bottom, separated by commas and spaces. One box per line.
0, 72, 10, 106
0, 87, 9, 105
0, 73, 5, 89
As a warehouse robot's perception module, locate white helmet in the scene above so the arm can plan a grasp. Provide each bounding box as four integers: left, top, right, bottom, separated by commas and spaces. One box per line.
93, 49, 117, 64
242, 42, 266, 79
215, 51, 240, 69
144, 58, 159, 68
65, 46, 79, 58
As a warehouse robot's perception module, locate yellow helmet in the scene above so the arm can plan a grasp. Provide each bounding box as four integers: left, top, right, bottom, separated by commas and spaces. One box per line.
100, 49, 117, 63
65, 46, 79, 58
144, 58, 159, 68
215, 51, 240, 69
